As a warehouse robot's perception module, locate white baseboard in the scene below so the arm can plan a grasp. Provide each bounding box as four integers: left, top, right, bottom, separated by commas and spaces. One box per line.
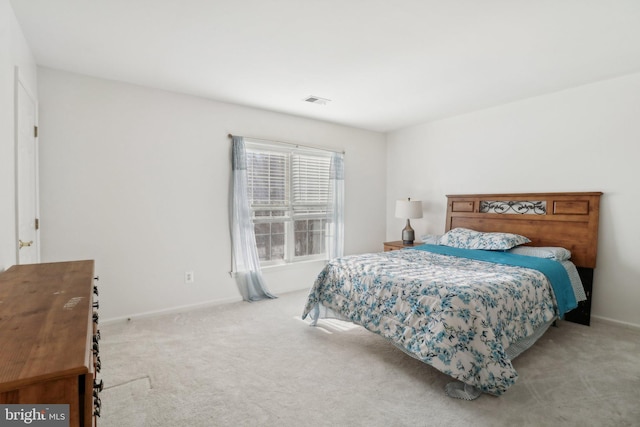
101, 295, 243, 325
591, 314, 640, 331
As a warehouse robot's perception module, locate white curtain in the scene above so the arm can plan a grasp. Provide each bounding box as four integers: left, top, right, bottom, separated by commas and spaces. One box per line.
230, 136, 276, 301
327, 152, 345, 259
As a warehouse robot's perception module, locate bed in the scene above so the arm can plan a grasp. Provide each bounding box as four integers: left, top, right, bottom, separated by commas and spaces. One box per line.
302, 192, 602, 397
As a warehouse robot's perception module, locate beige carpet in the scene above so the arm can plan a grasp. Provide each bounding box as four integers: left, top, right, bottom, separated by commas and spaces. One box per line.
98, 289, 640, 427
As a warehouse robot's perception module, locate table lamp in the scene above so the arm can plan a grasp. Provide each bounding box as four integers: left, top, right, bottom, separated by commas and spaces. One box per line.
395, 198, 423, 245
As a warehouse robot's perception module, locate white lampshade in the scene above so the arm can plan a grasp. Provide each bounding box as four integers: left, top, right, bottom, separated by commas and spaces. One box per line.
395, 199, 423, 219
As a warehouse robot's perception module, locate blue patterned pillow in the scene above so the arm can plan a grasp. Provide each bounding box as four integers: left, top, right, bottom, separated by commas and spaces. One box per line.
438, 227, 530, 250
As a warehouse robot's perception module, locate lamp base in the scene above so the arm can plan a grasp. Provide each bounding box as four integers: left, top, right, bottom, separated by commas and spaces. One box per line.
402, 220, 415, 245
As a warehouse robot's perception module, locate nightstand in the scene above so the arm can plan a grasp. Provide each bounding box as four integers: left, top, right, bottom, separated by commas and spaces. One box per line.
383, 241, 423, 251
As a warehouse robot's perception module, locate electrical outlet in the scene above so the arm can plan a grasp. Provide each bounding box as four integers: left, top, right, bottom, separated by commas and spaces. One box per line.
185, 271, 194, 283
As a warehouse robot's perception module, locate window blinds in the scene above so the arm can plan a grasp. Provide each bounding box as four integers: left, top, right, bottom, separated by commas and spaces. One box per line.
246, 150, 289, 206
292, 154, 331, 208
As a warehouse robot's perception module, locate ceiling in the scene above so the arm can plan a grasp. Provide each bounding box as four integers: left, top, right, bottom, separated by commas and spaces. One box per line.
10, 0, 640, 132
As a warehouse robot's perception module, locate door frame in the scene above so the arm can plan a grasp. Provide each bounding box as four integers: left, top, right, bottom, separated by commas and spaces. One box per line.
14, 66, 40, 264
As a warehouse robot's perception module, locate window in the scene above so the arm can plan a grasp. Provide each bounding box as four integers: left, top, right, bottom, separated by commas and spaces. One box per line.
245, 140, 333, 265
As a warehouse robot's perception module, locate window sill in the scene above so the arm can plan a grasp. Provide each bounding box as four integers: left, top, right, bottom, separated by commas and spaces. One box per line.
261, 258, 327, 272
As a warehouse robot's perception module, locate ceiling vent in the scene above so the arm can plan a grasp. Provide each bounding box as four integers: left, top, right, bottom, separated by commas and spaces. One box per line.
304, 95, 330, 105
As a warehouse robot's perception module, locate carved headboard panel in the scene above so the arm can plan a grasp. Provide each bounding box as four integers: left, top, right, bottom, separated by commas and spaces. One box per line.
445, 192, 602, 268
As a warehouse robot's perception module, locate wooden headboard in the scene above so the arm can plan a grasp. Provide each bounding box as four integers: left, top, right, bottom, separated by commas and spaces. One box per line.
445, 192, 602, 268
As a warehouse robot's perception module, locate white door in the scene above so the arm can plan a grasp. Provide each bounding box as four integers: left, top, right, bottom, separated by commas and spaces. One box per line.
15, 75, 40, 264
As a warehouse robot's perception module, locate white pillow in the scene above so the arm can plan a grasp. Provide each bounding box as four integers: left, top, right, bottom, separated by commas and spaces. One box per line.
507, 246, 571, 261
419, 234, 442, 245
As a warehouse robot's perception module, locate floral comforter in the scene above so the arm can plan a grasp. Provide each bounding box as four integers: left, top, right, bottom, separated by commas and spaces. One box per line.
301, 248, 562, 396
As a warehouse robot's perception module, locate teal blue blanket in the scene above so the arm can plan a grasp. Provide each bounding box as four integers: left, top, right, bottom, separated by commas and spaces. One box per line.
413, 244, 577, 317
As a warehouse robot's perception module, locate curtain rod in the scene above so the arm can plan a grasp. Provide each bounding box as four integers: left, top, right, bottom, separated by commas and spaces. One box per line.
228, 133, 345, 155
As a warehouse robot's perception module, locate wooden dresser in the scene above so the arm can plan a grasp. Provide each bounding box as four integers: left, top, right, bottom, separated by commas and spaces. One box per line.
0, 260, 101, 426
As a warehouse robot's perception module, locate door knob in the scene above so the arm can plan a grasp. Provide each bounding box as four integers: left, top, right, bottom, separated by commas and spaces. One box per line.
18, 240, 33, 249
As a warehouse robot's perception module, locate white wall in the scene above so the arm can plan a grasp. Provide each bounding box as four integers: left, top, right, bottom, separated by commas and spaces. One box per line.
0, 0, 37, 271
37, 67, 386, 321
386, 72, 640, 328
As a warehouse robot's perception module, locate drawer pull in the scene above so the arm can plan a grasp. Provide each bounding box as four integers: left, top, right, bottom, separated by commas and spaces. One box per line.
93, 285, 99, 296
93, 301, 99, 309
94, 379, 104, 392
93, 312, 99, 324
93, 395, 102, 417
